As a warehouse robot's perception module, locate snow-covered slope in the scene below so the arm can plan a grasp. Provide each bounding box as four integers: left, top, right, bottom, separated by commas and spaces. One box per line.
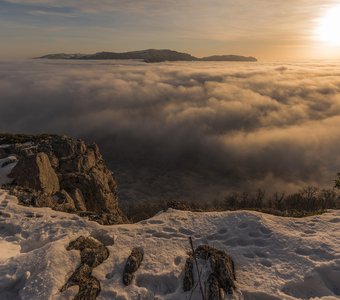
0, 155, 18, 185
0, 189, 339, 300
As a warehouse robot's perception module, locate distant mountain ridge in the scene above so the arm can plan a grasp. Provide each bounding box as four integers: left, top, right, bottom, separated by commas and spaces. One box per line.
37, 49, 257, 63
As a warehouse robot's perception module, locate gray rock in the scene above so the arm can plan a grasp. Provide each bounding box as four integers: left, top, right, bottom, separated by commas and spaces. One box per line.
67, 236, 110, 268
123, 247, 144, 286
61, 236, 109, 300
183, 244, 236, 297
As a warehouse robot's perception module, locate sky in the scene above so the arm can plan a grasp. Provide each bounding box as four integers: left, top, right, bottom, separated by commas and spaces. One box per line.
1, 0, 340, 59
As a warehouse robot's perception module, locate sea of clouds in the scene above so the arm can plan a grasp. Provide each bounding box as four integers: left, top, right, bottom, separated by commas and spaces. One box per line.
1, 59, 340, 204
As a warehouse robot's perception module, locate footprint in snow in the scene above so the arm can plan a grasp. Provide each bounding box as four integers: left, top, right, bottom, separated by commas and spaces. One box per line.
207, 234, 221, 241
259, 259, 272, 267
248, 231, 261, 238
0, 211, 11, 219
259, 226, 272, 235
224, 237, 252, 247
303, 229, 316, 235
147, 220, 164, 225
218, 228, 228, 234
253, 239, 269, 247
0, 199, 9, 206
295, 247, 335, 261
254, 250, 268, 258
145, 229, 157, 235
238, 222, 249, 229
152, 231, 186, 239
178, 227, 194, 236
162, 227, 177, 233
243, 252, 255, 259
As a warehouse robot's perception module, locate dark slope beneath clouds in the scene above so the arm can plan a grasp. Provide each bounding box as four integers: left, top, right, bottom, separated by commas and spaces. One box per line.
1, 60, 340, 204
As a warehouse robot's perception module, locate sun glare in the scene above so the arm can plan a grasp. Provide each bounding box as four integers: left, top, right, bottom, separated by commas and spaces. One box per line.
315, 5, 340, 45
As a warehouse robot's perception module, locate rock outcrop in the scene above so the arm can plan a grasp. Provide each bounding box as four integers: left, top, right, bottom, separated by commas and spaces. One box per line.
0, 134, 128, 224
10, 152, 60, 194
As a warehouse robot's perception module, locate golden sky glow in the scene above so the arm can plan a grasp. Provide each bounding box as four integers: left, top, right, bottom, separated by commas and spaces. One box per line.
315, 4, 340, 46
1, 0, 340, 59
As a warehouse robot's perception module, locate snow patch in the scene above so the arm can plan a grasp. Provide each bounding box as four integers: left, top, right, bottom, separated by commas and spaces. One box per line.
0, 240, 21, 263
0, 156, 18, 186
0, 189, 339, 299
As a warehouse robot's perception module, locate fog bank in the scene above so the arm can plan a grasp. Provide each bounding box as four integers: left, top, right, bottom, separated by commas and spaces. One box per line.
1, 60, 340, 204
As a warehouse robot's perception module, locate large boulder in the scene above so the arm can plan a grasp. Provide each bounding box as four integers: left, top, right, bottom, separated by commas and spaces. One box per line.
9, 152, 59, 194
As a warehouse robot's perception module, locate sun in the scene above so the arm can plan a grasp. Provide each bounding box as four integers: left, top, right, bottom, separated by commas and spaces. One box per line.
315, 5, 340, 46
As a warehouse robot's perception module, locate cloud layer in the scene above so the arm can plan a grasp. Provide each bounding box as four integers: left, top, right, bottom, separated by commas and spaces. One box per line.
1, 59, 340, 203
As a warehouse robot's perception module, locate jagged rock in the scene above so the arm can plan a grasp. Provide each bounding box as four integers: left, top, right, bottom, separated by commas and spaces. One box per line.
70, 188, 87, 211
61, 236, 109, 300
123, 247, 144, 286
76, 276, 101, 300
183, 244, 236, 297
61, 263, 101, 300
67, 236, 110, 268
0, 134, 128, 224
183, 256, 194, 292
9, 152, 60, 194
56, 190, 77, 211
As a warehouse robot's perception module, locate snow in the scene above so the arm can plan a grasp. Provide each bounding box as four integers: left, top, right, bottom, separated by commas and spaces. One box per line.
0, 189, 339, 300
0, 156, 18, 186
0, 240, 21, 263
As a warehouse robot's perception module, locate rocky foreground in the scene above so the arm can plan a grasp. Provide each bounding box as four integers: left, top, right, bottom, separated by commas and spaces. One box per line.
0, 134, 339, 299
0, 134, 127, 224
0, 189, 339, 299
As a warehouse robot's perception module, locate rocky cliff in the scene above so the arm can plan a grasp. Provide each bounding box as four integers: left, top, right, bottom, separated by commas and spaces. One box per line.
0, 134, 128, 224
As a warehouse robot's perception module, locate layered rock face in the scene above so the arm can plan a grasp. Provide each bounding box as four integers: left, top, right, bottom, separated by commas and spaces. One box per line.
0, 134, 128, 224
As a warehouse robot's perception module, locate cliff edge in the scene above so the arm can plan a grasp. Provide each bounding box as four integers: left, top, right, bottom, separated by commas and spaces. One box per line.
0, 134, 128, 224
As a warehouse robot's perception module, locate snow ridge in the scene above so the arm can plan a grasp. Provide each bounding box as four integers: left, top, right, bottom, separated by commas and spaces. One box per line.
0, 189, 339, 299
